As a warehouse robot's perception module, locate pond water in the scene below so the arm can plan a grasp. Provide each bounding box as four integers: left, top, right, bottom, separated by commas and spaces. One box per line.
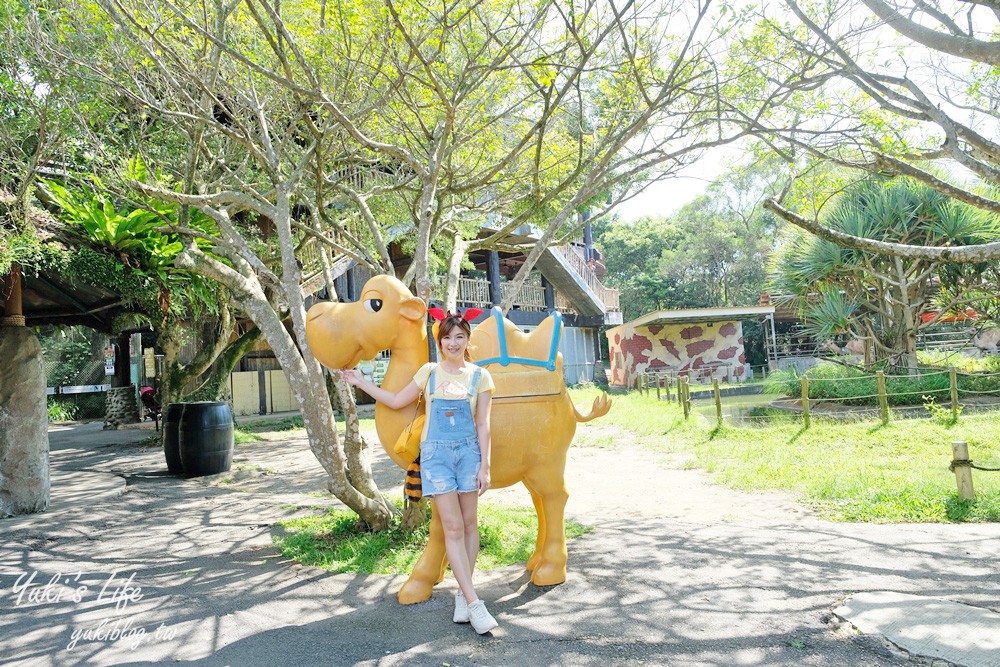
689, 392, 784, 425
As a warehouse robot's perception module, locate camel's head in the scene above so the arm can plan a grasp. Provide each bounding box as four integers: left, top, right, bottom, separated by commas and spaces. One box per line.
306, 275, 427, 370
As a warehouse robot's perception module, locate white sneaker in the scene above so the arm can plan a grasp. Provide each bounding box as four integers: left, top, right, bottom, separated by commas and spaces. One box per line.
467, 599, 498, 635
453, 591, 469, 623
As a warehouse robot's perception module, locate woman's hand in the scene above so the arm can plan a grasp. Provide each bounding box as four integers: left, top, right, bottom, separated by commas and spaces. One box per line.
477, 464, 491, 496
340, 368, 363, 387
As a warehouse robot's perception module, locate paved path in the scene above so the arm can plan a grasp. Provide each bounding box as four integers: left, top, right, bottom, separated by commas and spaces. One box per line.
836, 592, 1000, 667
1, 420, 999, 666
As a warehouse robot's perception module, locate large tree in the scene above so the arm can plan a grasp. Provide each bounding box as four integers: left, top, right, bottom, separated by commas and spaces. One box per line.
727, 0, 1000, 262
13, 0, 810, 526
11, 0, 782, 527
594, 215, 689, 321
596, 157, 784, 320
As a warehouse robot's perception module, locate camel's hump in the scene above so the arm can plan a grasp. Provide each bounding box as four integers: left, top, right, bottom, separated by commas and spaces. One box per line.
468, 310, 561, 369
466, 311, 566, 398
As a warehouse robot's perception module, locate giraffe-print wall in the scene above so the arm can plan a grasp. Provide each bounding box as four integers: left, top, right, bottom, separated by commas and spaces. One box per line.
607, 321, 747, 387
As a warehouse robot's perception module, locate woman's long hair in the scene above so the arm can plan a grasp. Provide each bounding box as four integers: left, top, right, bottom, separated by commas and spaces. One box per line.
436, 315, 473, 362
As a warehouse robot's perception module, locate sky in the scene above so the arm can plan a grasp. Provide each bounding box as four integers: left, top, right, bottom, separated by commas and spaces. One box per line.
612, 145, 739, 221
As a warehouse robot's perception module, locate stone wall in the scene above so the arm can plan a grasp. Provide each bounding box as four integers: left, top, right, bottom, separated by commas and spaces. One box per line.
104, 386, 140, 429
0, 327, 50, 517
607, 320, 747, 387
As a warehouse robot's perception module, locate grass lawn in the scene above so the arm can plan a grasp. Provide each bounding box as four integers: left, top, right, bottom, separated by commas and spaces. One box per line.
274, 501, 590, 574
569, 386, 1000, 523
250, 410, 590, 574
234, 415, 377, 444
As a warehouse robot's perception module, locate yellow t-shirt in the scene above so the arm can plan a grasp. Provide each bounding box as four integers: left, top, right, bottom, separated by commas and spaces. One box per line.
412, 363, 495, 438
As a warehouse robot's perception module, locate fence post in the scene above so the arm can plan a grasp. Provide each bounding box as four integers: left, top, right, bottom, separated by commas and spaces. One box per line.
951, 441, 975, 501
801, 376, 810, 428
950, 368, 959, 422
685, 378, 692, 418
712, 377, 722, 427
681, 377, 690, 419
656, 375, 661, 401
876, 371, 889, 425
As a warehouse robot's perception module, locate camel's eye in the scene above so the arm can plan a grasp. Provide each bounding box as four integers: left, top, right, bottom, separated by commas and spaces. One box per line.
364, 299, 383, 313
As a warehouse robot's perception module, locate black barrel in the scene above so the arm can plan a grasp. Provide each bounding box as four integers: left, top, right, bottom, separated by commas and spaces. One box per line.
178, 401, 234, 477
162, 403, 185, 474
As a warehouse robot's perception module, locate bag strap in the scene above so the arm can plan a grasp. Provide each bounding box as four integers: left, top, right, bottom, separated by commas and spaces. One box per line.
466, 367, 483, 398
407, 372, 431, 426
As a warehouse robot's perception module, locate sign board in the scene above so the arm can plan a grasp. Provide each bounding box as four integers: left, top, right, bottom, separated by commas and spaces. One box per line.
143, 348, 156, 378
60, 384, 111, 395
104, 346, 115, 376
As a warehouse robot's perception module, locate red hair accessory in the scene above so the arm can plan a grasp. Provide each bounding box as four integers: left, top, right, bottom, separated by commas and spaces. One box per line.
426, 307, 483, 322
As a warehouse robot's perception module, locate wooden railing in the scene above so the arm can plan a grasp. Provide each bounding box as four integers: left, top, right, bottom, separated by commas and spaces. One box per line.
456, 278, 491, 307
502, 282, 546, 311
552, 245, 620, 311
456, 278, 547, 311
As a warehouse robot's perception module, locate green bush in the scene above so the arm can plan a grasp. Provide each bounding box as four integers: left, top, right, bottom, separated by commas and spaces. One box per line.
47, 398, 79, 422
767, 361, 1000, 406
47, 394, 106, 421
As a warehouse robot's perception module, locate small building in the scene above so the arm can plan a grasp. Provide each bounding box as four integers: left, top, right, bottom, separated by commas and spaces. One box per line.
606, 305, 775, 388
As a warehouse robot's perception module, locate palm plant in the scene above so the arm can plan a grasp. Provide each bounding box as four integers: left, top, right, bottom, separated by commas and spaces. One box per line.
770, 177, 1000, 370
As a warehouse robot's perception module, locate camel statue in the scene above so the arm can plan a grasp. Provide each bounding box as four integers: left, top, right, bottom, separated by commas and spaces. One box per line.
305, 274, 612, 603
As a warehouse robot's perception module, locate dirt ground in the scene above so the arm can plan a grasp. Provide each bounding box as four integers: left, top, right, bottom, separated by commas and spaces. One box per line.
488, 423, 815, 523
215, 420, 815, 524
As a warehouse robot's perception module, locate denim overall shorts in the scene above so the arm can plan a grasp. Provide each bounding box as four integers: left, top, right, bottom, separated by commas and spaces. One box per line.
420, 367, 483, 497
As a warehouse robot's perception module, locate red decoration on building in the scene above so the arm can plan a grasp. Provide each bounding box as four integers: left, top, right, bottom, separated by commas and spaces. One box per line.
660, 338, 681, 360
680, 326, 704, 340
685, 340, 714, 357
620, 334, 654, 367
717, 346, 739, 360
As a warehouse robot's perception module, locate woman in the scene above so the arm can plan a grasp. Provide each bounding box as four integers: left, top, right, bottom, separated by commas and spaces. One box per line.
340, 311, 499, 634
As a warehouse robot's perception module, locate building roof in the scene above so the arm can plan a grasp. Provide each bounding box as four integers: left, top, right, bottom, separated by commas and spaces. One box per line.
1, 195, 134, 332
609, 305, 775, 333
20, 272, 127, 331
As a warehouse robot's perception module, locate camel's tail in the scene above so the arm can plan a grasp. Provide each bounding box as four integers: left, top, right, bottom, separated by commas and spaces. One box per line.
573, 392, 612, 423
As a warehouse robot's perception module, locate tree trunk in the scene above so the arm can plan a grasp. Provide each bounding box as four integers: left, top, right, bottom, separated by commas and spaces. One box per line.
0, 326, 49, 517
276, 189, 395, 531
321, 250, 396, 523
157, 303, 234, 402
184, 326, 262, 402
175, 242, 394, 531
158, 322, 184, 405
894, 257, 919, 373
401, 497, 429, 532
329, 373, 394, 514
443, 230, 465, 311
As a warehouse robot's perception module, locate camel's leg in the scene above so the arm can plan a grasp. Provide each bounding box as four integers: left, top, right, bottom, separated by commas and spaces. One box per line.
524, 483, 546, 573
523, 470, 569, 586
398, 502, 446, 604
